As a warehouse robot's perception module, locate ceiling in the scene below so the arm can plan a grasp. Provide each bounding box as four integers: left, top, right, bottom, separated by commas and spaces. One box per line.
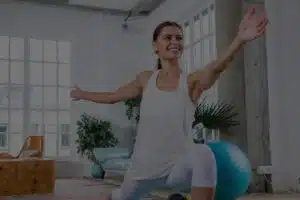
69, 0, 142, 11
16, 0, 166, 16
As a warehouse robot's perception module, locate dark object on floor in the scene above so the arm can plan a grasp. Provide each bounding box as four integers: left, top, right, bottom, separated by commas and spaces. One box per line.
101, 170, 106, 179
167, 193, 186, 200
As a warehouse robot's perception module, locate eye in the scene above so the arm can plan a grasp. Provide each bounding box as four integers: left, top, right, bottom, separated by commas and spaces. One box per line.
164, 35, 172, 40
162, 34, 183, 41
176, 35, 183, 41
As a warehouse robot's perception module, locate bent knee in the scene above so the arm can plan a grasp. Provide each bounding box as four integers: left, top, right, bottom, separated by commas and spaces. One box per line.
189, 143, 216, 165
188, 144, 217, 187
189, 144, 217, 178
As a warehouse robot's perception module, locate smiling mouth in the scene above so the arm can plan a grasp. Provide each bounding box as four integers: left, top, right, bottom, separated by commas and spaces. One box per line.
167, 48, 181, 52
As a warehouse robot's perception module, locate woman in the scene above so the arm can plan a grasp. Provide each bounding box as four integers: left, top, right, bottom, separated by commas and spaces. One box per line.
70, 6, 268, 200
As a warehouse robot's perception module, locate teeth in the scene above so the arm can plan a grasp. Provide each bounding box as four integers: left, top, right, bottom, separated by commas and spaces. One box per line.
168, 47, 180, 50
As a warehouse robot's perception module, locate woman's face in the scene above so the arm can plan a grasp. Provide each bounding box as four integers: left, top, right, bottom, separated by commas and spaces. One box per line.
153, 26, 184, 61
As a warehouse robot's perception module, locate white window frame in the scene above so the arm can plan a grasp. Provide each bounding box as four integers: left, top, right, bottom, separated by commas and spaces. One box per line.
0, 36, 71, 157
180, 3, 218, 103
181, 3, 216, 70
60, 123, 70, 148
0, 123, 8, 149
0, 36, 26, 151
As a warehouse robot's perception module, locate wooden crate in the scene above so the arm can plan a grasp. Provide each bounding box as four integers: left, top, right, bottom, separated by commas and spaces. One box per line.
0, 158, 55, 196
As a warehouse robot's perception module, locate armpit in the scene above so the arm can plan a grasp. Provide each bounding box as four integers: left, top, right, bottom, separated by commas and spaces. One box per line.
138, 70, 154, 91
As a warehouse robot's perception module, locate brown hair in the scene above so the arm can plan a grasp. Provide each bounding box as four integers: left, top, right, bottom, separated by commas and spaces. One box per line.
152, 21, 183, 70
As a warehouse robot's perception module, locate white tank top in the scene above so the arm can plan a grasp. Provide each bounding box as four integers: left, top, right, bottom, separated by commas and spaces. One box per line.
129, 70, 195, 180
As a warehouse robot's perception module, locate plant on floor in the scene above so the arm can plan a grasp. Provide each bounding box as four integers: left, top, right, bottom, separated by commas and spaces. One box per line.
192, 99, 239, 142
123, 96, 142, 123
76, 113, 119, 165
193, 99, 240, 129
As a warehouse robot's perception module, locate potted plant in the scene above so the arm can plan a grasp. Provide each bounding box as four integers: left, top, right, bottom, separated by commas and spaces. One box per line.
192, 99, 240, 143
76, 113, 119, 178
123, 96, 142, 154
123, 96, 142, 123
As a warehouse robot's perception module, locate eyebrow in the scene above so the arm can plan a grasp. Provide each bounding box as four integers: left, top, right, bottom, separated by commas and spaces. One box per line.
161, 33, 183, 37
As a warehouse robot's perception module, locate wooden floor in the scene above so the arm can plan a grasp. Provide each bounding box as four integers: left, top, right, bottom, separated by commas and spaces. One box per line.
1, 178, 164, 200
1, 179, 299, 200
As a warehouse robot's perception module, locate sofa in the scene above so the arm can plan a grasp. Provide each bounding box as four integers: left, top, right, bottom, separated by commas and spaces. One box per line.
93, 147, 131, 176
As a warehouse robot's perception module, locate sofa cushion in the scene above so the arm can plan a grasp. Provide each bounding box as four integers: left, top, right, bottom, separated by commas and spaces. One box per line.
102, 158, 131, 171
94, 148, 130, 162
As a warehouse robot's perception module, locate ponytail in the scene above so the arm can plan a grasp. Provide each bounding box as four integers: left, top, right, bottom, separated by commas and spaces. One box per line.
156, 58, 162, 70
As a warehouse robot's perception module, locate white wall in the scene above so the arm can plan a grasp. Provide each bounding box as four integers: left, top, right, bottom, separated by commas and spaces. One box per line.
265, 0, 300, 192
0, 2, 148, 162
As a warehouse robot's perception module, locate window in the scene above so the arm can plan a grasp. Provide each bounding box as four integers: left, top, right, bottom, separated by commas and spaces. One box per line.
0, 86, 8, 108
0, 36, 24, 153
61, 134, 70, 147
30, 123, 40, 135
0, 60, 9, 84
182, 22, 193, 72
0, 123, 7, 148
60, 124, 70, 147
0, 134, 7, 148
181, 3, 218, 102
183, 22, 191, 47
193, 14, 201, 41
0, 36, 71, 157
210, 4, 215, 33
193, 42, 201, 70
29, 38, 71, 157
183, 49, 191, 72
202, 38, 212, 66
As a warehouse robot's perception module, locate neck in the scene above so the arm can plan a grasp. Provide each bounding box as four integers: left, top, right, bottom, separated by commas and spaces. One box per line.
160, 59, 181, 75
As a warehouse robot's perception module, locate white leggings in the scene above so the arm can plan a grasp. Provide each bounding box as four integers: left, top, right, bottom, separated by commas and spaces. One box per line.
111, 143, 217, 200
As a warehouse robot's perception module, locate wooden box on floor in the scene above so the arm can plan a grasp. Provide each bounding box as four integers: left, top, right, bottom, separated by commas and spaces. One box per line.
0, 158, 56, 196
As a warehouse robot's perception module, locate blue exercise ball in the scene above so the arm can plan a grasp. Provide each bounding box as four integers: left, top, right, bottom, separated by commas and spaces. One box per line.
207, 141, 252, 200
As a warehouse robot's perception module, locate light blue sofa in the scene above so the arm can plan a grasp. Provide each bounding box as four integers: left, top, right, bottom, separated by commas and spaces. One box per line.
93, 147, 132, 175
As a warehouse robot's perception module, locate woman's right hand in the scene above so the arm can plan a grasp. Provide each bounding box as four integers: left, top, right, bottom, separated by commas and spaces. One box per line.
70, 85, 84, 101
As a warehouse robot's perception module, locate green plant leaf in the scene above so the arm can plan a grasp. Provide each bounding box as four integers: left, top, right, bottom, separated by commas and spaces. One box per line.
193, 100, 239, 130
123, 96, 142, 122
75, 113, 119, 164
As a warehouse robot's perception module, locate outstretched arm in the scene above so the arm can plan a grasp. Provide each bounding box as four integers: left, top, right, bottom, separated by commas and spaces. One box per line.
70, 71, 151, 104
188, 6, 268, 102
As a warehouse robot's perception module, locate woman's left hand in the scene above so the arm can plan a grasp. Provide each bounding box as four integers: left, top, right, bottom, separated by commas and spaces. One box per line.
237, 6, 269, 43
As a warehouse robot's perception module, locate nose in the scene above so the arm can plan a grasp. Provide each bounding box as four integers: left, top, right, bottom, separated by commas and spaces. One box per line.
170, 36, 180, 44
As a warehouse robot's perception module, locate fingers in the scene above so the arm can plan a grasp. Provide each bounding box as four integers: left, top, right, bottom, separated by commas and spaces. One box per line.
245, 5, 257, 20
257, 21, 268, 35
245, 6, 268, 25
257, 18, 269, 30
70, 84, 81, 101
71, 85, 81, 92
256, 12, 268, 25
256, 12, 269, 33
240, 5, 259, 29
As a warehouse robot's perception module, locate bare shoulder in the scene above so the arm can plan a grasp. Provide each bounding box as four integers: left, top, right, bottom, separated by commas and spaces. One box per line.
187, 69, 208, 86
187, 71, 199, 86
187, 73, 194, 85
136, 70, 154, 88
